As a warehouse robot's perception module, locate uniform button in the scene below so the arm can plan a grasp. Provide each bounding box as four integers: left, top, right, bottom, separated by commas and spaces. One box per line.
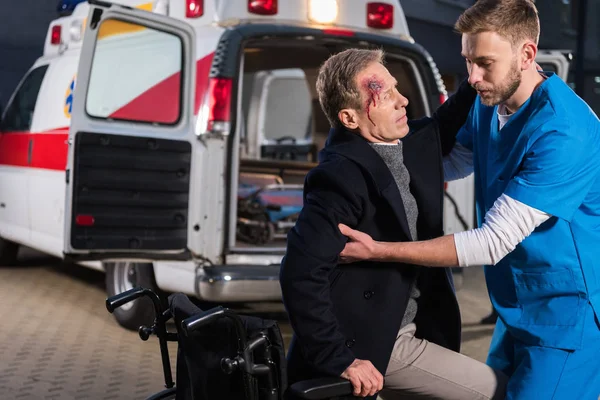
364, 290, 374, 299
345, 339, 356, 348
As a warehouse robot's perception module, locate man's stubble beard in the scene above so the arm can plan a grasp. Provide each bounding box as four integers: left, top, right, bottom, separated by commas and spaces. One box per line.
479, 59, 522, 107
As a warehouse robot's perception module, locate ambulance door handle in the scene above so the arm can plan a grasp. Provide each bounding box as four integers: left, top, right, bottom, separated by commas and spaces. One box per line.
27, 138, 33, 165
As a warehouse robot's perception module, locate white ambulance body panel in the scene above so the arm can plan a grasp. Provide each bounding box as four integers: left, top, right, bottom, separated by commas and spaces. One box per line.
28, 54, 78, 258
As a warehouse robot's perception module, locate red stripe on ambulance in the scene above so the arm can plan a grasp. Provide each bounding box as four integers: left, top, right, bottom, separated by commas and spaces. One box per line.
0, 129, 69, 171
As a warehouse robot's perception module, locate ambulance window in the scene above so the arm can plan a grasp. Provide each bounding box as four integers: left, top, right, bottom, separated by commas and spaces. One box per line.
86, 19, 183, 125
538, 63, 558, 74
263, 75, 312, 143
0, 65, 48, 132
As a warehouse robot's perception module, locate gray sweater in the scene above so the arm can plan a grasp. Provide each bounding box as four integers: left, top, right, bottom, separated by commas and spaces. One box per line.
369, 142, 420, 329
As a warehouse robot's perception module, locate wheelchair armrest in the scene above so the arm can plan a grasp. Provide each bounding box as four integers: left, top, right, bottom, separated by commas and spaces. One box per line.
288, 377, 353, 399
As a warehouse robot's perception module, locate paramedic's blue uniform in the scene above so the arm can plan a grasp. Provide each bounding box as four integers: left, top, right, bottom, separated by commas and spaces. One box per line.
457, 73, 600, 399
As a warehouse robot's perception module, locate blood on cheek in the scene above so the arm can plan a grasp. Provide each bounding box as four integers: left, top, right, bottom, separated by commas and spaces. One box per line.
362, 76, 384, 126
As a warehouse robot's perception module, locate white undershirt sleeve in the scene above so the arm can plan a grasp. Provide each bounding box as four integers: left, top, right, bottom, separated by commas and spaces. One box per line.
453, 194, 551, 267
443, 143, 474, 182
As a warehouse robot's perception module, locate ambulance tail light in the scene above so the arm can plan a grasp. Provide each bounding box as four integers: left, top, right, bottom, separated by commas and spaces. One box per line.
76, 215, 95, 227
248, 0, 278, 16
51, 25, 62, 45
186, 0, 204, 18
367, 2, 394, 30
440, 92, 448, 104
207, 77, 233, 133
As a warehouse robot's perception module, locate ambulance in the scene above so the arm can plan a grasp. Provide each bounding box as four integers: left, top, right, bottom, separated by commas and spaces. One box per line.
0, 0, 569, 330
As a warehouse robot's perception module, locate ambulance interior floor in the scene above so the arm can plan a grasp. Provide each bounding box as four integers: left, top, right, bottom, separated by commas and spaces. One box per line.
0, 247, 495, 399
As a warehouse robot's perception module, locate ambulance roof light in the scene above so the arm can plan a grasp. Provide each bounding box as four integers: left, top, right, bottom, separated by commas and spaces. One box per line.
248, 0, 278, 16
309, 0, 338, 24
186, 0, 204, 18
367, 2, 394, 30
51, 25, 62, 45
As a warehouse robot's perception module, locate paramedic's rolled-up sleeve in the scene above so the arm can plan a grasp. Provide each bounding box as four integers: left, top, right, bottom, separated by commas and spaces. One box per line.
280, 162, 363, 377
504, 123, 600, 221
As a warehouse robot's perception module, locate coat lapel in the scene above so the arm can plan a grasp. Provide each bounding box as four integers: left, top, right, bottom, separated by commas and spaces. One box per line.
380, 183, 412, 241
321, 128, 413, 241
402, 121, 444, 240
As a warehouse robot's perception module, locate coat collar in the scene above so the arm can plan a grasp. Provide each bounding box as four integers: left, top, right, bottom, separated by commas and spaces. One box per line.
320, 127, 412, 241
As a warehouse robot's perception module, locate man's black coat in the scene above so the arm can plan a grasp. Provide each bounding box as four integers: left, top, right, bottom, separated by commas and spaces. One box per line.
279, 80, 476, 394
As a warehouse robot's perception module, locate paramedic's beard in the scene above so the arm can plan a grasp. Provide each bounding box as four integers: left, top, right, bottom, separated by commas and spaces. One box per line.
478, 61, 521, 107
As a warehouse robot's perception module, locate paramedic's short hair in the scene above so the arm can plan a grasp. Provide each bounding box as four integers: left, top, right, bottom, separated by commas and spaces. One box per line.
316, 48, 384, 129
455, 0, 540, 47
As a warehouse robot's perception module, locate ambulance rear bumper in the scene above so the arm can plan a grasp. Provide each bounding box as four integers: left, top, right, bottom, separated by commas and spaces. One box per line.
197, 265, 282, 302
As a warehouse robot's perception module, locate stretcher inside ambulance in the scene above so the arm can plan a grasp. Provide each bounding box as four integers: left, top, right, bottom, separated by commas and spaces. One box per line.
0, 0, 453, 330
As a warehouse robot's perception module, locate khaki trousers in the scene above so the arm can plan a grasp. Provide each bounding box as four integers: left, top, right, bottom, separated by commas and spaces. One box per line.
379, 323, 508, 400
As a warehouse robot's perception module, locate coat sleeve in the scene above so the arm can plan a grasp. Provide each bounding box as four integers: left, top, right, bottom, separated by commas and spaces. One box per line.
280, 161, 364, 377
408, 79, 477, 157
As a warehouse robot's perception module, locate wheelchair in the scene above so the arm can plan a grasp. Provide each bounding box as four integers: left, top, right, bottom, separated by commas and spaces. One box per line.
106, 287, 356, 400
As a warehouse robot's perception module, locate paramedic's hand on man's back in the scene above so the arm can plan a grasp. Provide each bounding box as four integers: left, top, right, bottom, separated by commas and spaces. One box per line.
340, 358, 384, 397
338, 223, 379, 263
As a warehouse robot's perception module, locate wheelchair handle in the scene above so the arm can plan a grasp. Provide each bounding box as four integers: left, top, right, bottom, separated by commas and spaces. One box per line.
106, 287, 146, 313
106, 287, 164, 323
105, 287, 174, 390
181, 306, 226, 335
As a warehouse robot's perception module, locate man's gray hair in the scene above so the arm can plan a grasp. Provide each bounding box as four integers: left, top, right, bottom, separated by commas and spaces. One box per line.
316, 48, 384, 129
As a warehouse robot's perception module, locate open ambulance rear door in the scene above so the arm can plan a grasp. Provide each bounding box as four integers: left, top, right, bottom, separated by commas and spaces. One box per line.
63, 0, 197, 261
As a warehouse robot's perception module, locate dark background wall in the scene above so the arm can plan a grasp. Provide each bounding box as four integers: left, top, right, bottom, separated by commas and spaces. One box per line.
401, 0, 474, 89
534, 0, 600, 112
0, 1, 57, 107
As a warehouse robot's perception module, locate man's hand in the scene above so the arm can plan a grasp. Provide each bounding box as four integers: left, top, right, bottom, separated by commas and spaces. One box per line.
339, 224, 379, 263
340, 358, 384, 397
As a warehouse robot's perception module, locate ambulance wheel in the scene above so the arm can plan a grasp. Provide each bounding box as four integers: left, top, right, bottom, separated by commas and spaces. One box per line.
0, 237, 19, 266
105, 261, 161, 331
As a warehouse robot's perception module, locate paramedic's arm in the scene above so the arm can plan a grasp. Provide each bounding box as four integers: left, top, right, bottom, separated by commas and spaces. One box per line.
409, 79, 477, 156
339, 194, 550, 267
280, 163, 383, 398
